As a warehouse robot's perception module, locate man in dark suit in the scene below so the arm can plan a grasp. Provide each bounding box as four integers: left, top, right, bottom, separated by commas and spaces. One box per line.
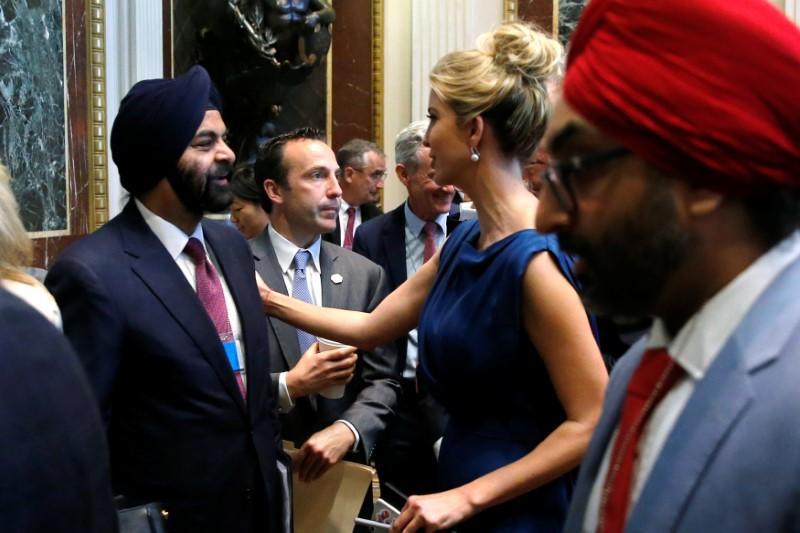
352, 120, 457, 505
322, 138, 385, 248
0, 289, 117, 533
46, 66, 289, 533
250, 128, 400, 482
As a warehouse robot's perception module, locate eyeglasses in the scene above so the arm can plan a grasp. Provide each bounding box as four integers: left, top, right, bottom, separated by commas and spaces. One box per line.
354, 167, 387, 182
542, 146, 631, 213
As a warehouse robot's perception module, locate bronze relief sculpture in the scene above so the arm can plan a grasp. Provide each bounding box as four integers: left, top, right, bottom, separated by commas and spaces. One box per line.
177, 0, 335, 159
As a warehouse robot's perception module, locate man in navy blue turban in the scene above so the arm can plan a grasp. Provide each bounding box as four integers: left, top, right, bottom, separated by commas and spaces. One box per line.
46, 65, 291, 532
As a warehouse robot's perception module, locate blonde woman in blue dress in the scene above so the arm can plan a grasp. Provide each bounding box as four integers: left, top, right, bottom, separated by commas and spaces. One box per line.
259, 22, 607, 532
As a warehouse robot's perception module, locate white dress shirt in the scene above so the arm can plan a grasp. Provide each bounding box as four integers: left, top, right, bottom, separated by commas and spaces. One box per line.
402, 202, 448, 378
583, 230, 800, 531
134, 199, 247, 384
337, 199, 362, 244
268, 224, 361, 449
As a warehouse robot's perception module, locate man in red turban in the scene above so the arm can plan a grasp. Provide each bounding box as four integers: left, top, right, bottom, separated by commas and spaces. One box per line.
535, 0, 800, 531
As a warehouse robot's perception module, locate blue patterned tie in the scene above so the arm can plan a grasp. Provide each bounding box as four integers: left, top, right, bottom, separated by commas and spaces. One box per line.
292, 250, 317, 354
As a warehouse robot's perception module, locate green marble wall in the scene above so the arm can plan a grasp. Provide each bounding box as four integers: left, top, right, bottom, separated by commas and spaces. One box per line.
559, 0, 588, 46
0, 0, 67, 233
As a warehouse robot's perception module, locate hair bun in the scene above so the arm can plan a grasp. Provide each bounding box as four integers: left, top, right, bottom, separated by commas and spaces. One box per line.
477, 22, 563, 83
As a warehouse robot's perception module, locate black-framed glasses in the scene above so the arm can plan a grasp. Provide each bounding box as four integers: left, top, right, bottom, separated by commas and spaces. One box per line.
354, 167, 387, 182
542, 146, 631, 213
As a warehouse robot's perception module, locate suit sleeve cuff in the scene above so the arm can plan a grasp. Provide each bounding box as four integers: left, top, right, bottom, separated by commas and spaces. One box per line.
278, 372, 295, 413
336, 419, 361, 452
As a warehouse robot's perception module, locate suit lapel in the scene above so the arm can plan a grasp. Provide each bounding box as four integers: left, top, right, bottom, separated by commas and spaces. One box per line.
565, 339, 647, 529
627, 348, 753, 531
382, 207, 408, 287
251, 231, 304, 370
320, 243, 342, 308
629, 253, 800, 530
120, 204, 246, 414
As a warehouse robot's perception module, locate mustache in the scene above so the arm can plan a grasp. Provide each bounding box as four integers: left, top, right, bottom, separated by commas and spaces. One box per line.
209, 163, 233, 179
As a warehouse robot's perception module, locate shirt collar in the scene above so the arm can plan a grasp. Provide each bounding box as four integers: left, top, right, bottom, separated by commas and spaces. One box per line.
404, 201, 448, 236
647, 230, 800, 379
339, 198, 356, 215
135, 198, 204, 260
267, 224, 321, 275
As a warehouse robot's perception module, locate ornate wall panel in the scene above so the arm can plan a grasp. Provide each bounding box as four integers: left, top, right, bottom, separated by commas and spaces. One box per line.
0, 0, 108, 266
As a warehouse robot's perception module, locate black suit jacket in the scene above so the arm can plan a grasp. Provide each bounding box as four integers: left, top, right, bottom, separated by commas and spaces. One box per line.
46, 201, 289, 533
352, 203, 459, 370
250, 230, 400, 461
322, 201, 383, 246
352, 203, 458, 437
0, 290, 117, 533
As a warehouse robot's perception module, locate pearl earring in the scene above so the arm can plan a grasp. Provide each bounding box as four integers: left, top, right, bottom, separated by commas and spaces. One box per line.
470, 146, 480, 162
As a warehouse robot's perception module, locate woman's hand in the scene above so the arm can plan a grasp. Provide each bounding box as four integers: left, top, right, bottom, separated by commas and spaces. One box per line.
390, 488, 476, 532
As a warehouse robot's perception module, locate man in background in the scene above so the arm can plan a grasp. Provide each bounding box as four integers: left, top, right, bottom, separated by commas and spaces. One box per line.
533, 1, 800, 531
46, 66, 289, 533
353, 120, 457, 505
323, 138, 386, 248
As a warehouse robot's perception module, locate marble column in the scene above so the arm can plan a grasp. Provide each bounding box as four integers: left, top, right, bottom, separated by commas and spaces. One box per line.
0, 0, 67, 233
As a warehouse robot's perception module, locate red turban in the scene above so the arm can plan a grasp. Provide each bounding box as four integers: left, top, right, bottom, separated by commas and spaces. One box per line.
564, 0, 800, 194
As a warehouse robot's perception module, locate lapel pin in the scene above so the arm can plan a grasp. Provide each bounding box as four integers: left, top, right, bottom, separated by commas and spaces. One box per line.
331, 273, 343, 284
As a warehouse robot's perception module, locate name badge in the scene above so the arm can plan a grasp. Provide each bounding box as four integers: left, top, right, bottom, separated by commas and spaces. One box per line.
223, 340, 241, 371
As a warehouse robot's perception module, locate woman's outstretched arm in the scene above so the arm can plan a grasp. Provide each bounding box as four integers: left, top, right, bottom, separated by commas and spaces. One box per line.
258, 249, 441, 350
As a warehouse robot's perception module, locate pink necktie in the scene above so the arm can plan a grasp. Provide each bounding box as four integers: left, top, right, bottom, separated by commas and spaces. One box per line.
343, 207, 356, 249
423, 222, 437, 263
599, 348, 683, 533
184, 237, 246, 399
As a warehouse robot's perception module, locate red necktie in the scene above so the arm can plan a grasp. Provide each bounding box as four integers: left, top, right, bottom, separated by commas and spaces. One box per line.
343, 206, 356, 249
423, 222, 437, 263
184, 237, 246, 399
599, 348, 684, 533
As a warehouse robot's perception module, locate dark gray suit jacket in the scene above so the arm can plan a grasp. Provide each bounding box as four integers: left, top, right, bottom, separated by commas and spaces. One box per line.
250, 228, 401, 462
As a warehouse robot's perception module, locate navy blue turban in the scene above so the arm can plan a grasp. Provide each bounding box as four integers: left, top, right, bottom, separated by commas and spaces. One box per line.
111, 65, 223, 195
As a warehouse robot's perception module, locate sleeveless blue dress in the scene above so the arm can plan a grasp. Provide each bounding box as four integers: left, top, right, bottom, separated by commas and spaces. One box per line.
417, 220, 579, 532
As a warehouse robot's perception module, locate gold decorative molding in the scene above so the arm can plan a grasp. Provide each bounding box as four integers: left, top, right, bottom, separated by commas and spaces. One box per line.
372, 0, 385, 209
504, 0, 519, 21
372, 0, 384, 148
87, 0, 109, 229
553, 0, 559, 39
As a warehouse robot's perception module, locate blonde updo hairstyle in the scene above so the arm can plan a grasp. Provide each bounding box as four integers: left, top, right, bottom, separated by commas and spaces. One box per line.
430, 22, 563, 160
0, 164, 33, 283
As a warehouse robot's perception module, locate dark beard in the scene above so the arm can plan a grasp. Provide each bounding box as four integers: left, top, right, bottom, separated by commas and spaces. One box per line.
168, 163, 233, 215
559, 179, 691, 321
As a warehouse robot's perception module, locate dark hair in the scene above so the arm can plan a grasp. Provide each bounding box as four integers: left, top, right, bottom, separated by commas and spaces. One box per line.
743, 187, 800, 248
229, 165, 262, 204
254, 127, 325, 212
335, 138, 384, 175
